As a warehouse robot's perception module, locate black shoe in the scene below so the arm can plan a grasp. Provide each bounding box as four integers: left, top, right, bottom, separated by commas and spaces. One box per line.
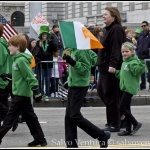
131, 122, 142, 135
98, 131, 111, 148
104, 126, 120, 132
12, 122, 19, 132
105, 123, 110, 128
118, 131, 131, 136
28, 140, 47, 147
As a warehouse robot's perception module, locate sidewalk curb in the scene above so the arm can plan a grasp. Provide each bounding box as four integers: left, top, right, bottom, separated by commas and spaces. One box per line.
34, 95, 150, 107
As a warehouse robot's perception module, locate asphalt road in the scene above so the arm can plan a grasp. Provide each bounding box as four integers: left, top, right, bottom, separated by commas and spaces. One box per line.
1, 106, 150, 149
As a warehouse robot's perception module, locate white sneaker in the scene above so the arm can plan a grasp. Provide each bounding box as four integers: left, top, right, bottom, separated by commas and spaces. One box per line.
55, 92, 59, 97
51, 93, 55, 98
45, 96, 50, 101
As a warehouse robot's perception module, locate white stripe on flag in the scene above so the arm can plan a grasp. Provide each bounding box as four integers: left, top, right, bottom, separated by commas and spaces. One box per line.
6, 24, 17, 35
2, 34, 8, 41
74, 22, 90, 49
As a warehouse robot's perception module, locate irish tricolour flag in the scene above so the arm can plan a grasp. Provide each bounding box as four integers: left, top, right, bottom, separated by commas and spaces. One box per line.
59, 21, 104, 50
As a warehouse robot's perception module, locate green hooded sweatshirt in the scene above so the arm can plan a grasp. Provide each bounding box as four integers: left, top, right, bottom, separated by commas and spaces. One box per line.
68, 49, 97, 87
0, 38, 13, 89
115, 55, 145, 95
12, 52, 38, 97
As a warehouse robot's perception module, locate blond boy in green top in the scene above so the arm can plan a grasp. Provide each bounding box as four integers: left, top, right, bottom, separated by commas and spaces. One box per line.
115, 42, 145, 136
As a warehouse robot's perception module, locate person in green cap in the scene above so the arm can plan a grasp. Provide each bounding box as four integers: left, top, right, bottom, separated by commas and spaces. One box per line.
134, 27, 143, 41
36, 25, 57, 100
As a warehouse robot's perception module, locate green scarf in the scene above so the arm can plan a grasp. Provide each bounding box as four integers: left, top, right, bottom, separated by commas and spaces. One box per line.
42, 40, 48, 52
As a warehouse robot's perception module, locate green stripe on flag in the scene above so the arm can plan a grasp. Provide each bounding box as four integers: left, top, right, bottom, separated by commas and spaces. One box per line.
59, 21, 77, 49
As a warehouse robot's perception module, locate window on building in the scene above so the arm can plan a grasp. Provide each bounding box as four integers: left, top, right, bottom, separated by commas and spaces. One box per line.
11, 11, 24, 26
97, 2, 101, 14
88, 2, 92, 15
129, 2, 135, 11
72, 2, 75, 18
142, 2, 149, 10
80, 2, 83, 17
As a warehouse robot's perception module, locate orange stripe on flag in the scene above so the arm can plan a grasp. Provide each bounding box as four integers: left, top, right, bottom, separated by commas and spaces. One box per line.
82, 27, 104, 49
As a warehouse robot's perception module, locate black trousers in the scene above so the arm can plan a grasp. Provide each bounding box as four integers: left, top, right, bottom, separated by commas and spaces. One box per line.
50, 77, 59, 93
97, 73, 120, 128
65, 87, 105, 148
120, 91, 138, 132
0, 88, 9, 122
0, 96, 46, 143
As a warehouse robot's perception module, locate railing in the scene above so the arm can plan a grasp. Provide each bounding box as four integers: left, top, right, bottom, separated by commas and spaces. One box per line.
34, 61, 99, 101
34, 59, 149, 101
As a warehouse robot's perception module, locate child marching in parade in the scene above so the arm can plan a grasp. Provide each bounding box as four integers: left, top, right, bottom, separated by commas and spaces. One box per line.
115, 42, 145, 136
63, 48, 111, 148
0, 24, 12, 126
0, 35, 47, 147
0, 24, 19, 132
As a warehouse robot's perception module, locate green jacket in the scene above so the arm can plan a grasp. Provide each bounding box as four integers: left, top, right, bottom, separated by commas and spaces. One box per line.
68, 49, 97, 87
12, 52, 38, 97
115, 55, 145, 95
0, 38, 12, 89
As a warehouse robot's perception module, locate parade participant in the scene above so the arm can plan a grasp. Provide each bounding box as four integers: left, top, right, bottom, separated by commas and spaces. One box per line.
63, 48, 111, 148
115, 42, 145, 136
0, 24, 18, 131
0, 35, 47, 147
97, 7, 126, 132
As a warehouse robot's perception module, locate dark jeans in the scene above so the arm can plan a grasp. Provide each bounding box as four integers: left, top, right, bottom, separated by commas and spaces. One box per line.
65, 87, 105, 148
120, 92, 138, 132
50, 78, 59, 93
97, 73, 120, 128
140, 73, 146, 89
0, 88, 9, 122
41, 68, 52, 97
0, 96, 46, 143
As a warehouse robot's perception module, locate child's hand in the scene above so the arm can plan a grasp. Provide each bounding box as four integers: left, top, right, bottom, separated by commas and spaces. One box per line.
108, 67, 116, 74
62, 48, 71, 57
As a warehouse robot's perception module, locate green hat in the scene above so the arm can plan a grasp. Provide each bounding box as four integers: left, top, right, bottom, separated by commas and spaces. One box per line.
135, 27, 143, 34
38, 25, 50, 39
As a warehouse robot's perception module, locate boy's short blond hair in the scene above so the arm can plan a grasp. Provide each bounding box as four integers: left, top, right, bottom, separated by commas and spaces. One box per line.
9, 35, 27, 52
122, 42, 136, 55
125, 28, 133, 35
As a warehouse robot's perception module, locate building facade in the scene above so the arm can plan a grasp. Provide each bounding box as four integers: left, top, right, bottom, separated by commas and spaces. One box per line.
0, 2, 25, 26
1, 2, 150, 34
25, 2, 150, 30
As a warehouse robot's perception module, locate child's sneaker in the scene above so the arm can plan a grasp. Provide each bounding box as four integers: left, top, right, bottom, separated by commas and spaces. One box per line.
51, 93, 55, 98
118, 131, 131, 136
44, 96, 50, 101
131, 122, 142, 135
98, 131, 111, 148
55, 92, 59, 98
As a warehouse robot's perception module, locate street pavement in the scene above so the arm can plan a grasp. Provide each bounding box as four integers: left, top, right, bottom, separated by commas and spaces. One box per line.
0, 106, 150, 149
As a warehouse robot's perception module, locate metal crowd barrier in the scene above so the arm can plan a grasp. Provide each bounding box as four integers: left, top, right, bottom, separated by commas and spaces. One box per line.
34, 60, 68, 101
34, 61, 99, 101
144, 59, 150, 90
33, 59, 149, 101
